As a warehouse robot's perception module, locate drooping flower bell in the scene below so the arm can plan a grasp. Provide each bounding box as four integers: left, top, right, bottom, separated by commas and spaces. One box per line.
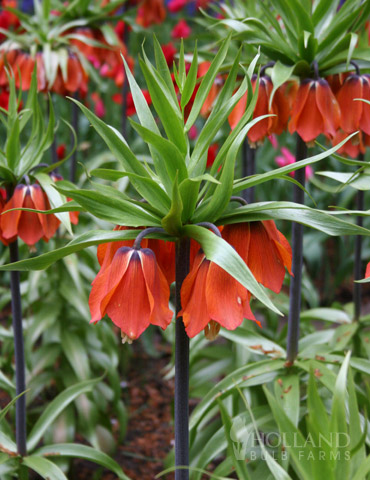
228, 76, 292, 146
335, 73, 370, 136
0, 188, 9, 245
97, 226, 176, 286
288, 78, 341, 143
179, 251, 258, 339
89, 246, 173, 343
136, 0, 166, 27
1, 184, 60, 246
222, 220, 292, 294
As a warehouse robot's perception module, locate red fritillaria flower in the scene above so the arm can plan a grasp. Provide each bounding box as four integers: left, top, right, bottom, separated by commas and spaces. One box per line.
97, 226, 176, 286
89, 246, 173, 343
222, 221, 292, 294
180, 251, 258, 339
288, 78, 341, 143
0, 188, 9, 245
136, 0, 166, 27
171, 19, 191, 39
168, 0, 187, 12
1, 184, 60, 246
336, 74, 370, 136
228, 76, 292, 146
161, 42, 177, 67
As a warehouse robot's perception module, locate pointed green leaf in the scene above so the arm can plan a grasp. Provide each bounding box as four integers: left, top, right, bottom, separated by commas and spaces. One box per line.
34, 444, 131, 480
69, 98, 150, 178
55, 185, 161, 227
162, 173, 183, 235
27, 377, 101, 451
23, 456, 68, 480
185, 35, 231, 131
139, 57, 188, 155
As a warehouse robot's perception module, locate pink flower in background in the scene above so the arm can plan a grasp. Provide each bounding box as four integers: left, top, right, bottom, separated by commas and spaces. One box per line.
275, 147, 313, 179
168, 0, 187, 12
171, 19, 191, 39
91, 92, 105, 118
188, 125, 198, 140
268, 134, 278, 149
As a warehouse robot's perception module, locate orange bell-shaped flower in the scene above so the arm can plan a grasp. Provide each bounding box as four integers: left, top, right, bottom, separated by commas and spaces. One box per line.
89, 246, 173, 342
136, 0, 166, 27
228, 76, 292, 146
336, 74, 370, 136
222, 220, 292, 294
289, 78, 341, 143
0, 188, 10, 245
1, 184, 60, 246
179, 251, 258, 339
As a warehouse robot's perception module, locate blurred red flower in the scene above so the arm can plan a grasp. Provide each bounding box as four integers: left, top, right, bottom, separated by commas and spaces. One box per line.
136, 0, 166, 27
171, 19, 191, 39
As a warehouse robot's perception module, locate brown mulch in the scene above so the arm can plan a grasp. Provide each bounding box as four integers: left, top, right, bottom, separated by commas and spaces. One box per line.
72, 341, 176, 480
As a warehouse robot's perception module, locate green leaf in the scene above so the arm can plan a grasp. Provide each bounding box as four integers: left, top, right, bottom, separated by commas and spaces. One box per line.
183, 225, 281, 315
139, 56, 188, 155
300, 308, 351, 324
189, 359, 285, 430
61, 331, 90, 380
55, 185, 162, 227
0, 390, 27, 422
34, 444, 131, 480
181, 42, 198, 111
153, 34, 178, 106
69, 98, 150, 178
264, 386, 313, 479
129, 119, 188, 184
192, 116, 271, 223
6, 115, 20, 171
27, 377, 101, 451
274, 374, 300, 426
23, 456, 68, 480
219, 202, 370, 237
34, 172, 72, 234
269, 61, 295, 109
161, 173, 183, 236
188, 74, 249, 177
331, 352, 351, 480
218, 399, 251, 479
220, 328, 285, 358
0, 229, 174, 272
353, 456, 370, 480
185, 35, 231, 131
237, 387, 292, 480
233, 132, 358, 192
179, 178, 201, 222
317, 171, 370, 191
307, 367, 334, 480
